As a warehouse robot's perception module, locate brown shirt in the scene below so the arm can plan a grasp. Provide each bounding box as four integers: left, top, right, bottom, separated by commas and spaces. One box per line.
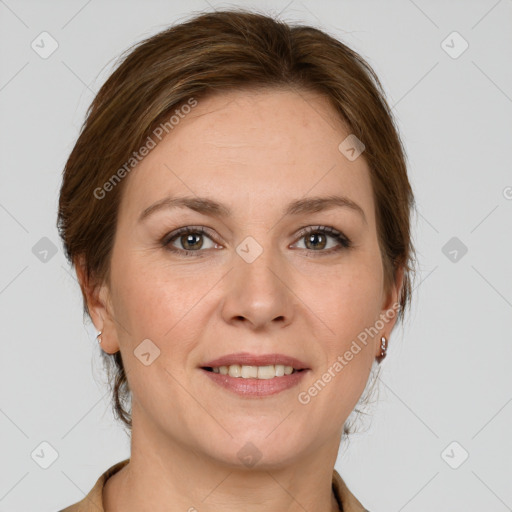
59, 459, 370, 512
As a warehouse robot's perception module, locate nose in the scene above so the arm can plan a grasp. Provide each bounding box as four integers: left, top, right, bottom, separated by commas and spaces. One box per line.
220, 244, 296, 331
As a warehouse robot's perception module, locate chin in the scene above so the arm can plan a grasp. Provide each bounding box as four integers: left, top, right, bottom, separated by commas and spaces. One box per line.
198, 430, 305, 471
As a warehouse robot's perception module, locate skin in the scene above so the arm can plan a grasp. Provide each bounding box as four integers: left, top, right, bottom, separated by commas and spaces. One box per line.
79, 87, 403, 512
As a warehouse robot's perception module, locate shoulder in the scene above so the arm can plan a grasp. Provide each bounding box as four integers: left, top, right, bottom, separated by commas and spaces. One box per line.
332, 468, 371, 512
58, 459, 130, 512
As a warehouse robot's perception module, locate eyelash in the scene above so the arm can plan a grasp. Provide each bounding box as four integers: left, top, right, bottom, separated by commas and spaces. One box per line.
161, 225, 352, 257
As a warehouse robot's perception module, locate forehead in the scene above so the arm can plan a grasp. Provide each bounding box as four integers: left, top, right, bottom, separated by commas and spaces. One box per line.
119, 87, 375, 225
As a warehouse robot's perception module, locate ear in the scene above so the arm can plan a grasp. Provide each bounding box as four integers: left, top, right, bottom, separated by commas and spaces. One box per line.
74, 255, 120, 354
375, 265, 405, 358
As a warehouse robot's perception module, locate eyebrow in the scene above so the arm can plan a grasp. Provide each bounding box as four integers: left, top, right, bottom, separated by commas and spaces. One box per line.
139, 194, 367, 224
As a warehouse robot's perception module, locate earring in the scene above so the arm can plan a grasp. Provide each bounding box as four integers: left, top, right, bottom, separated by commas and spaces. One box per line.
376, 335, 388, 363
96, 331, 102, 344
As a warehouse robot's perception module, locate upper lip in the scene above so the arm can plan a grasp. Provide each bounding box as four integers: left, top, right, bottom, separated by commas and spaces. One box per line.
202, 352, 309, 370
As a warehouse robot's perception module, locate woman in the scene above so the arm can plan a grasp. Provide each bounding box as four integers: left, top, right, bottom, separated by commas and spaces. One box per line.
58, 8, 416, 512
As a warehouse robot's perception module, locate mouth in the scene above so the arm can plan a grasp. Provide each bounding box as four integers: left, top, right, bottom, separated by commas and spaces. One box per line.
201, 352, 309, 373
199, 352, 310, 397
201, 365, 306, 379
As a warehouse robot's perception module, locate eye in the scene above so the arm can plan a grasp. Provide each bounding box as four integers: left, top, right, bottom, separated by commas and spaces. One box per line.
292, 226, 352, 255
162, 226, 221, 256
161, 225, 352, 257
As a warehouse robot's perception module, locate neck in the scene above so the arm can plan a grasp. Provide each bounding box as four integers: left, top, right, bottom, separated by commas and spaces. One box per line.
104, 407, 342, 512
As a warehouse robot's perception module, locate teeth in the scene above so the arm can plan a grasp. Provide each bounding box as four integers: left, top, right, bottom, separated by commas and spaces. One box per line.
210, 364, 298, 379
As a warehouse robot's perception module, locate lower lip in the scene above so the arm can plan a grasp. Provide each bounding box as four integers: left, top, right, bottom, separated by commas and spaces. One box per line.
200, 368, 309, 397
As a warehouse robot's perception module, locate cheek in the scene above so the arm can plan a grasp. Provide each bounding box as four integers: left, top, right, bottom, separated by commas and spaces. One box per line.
110, 250, 206, 332
303, 276, 380, 433
109, 252, 226, 380
317, 254, 383, 340
108, 257, 209, 412
304, 251, 383, 420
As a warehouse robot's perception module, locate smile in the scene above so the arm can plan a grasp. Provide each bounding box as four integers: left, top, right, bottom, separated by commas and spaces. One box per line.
203, 364, 301, 379
200, 366, 309, 397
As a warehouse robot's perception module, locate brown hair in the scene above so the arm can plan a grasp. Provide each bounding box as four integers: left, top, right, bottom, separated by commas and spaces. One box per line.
58, 8, 416, 434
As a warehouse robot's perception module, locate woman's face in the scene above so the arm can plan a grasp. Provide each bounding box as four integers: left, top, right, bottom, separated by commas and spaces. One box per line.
92, 88, 401, 467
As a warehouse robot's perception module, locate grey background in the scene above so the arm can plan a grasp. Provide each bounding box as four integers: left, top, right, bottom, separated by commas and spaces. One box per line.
1, 0, 511, 511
